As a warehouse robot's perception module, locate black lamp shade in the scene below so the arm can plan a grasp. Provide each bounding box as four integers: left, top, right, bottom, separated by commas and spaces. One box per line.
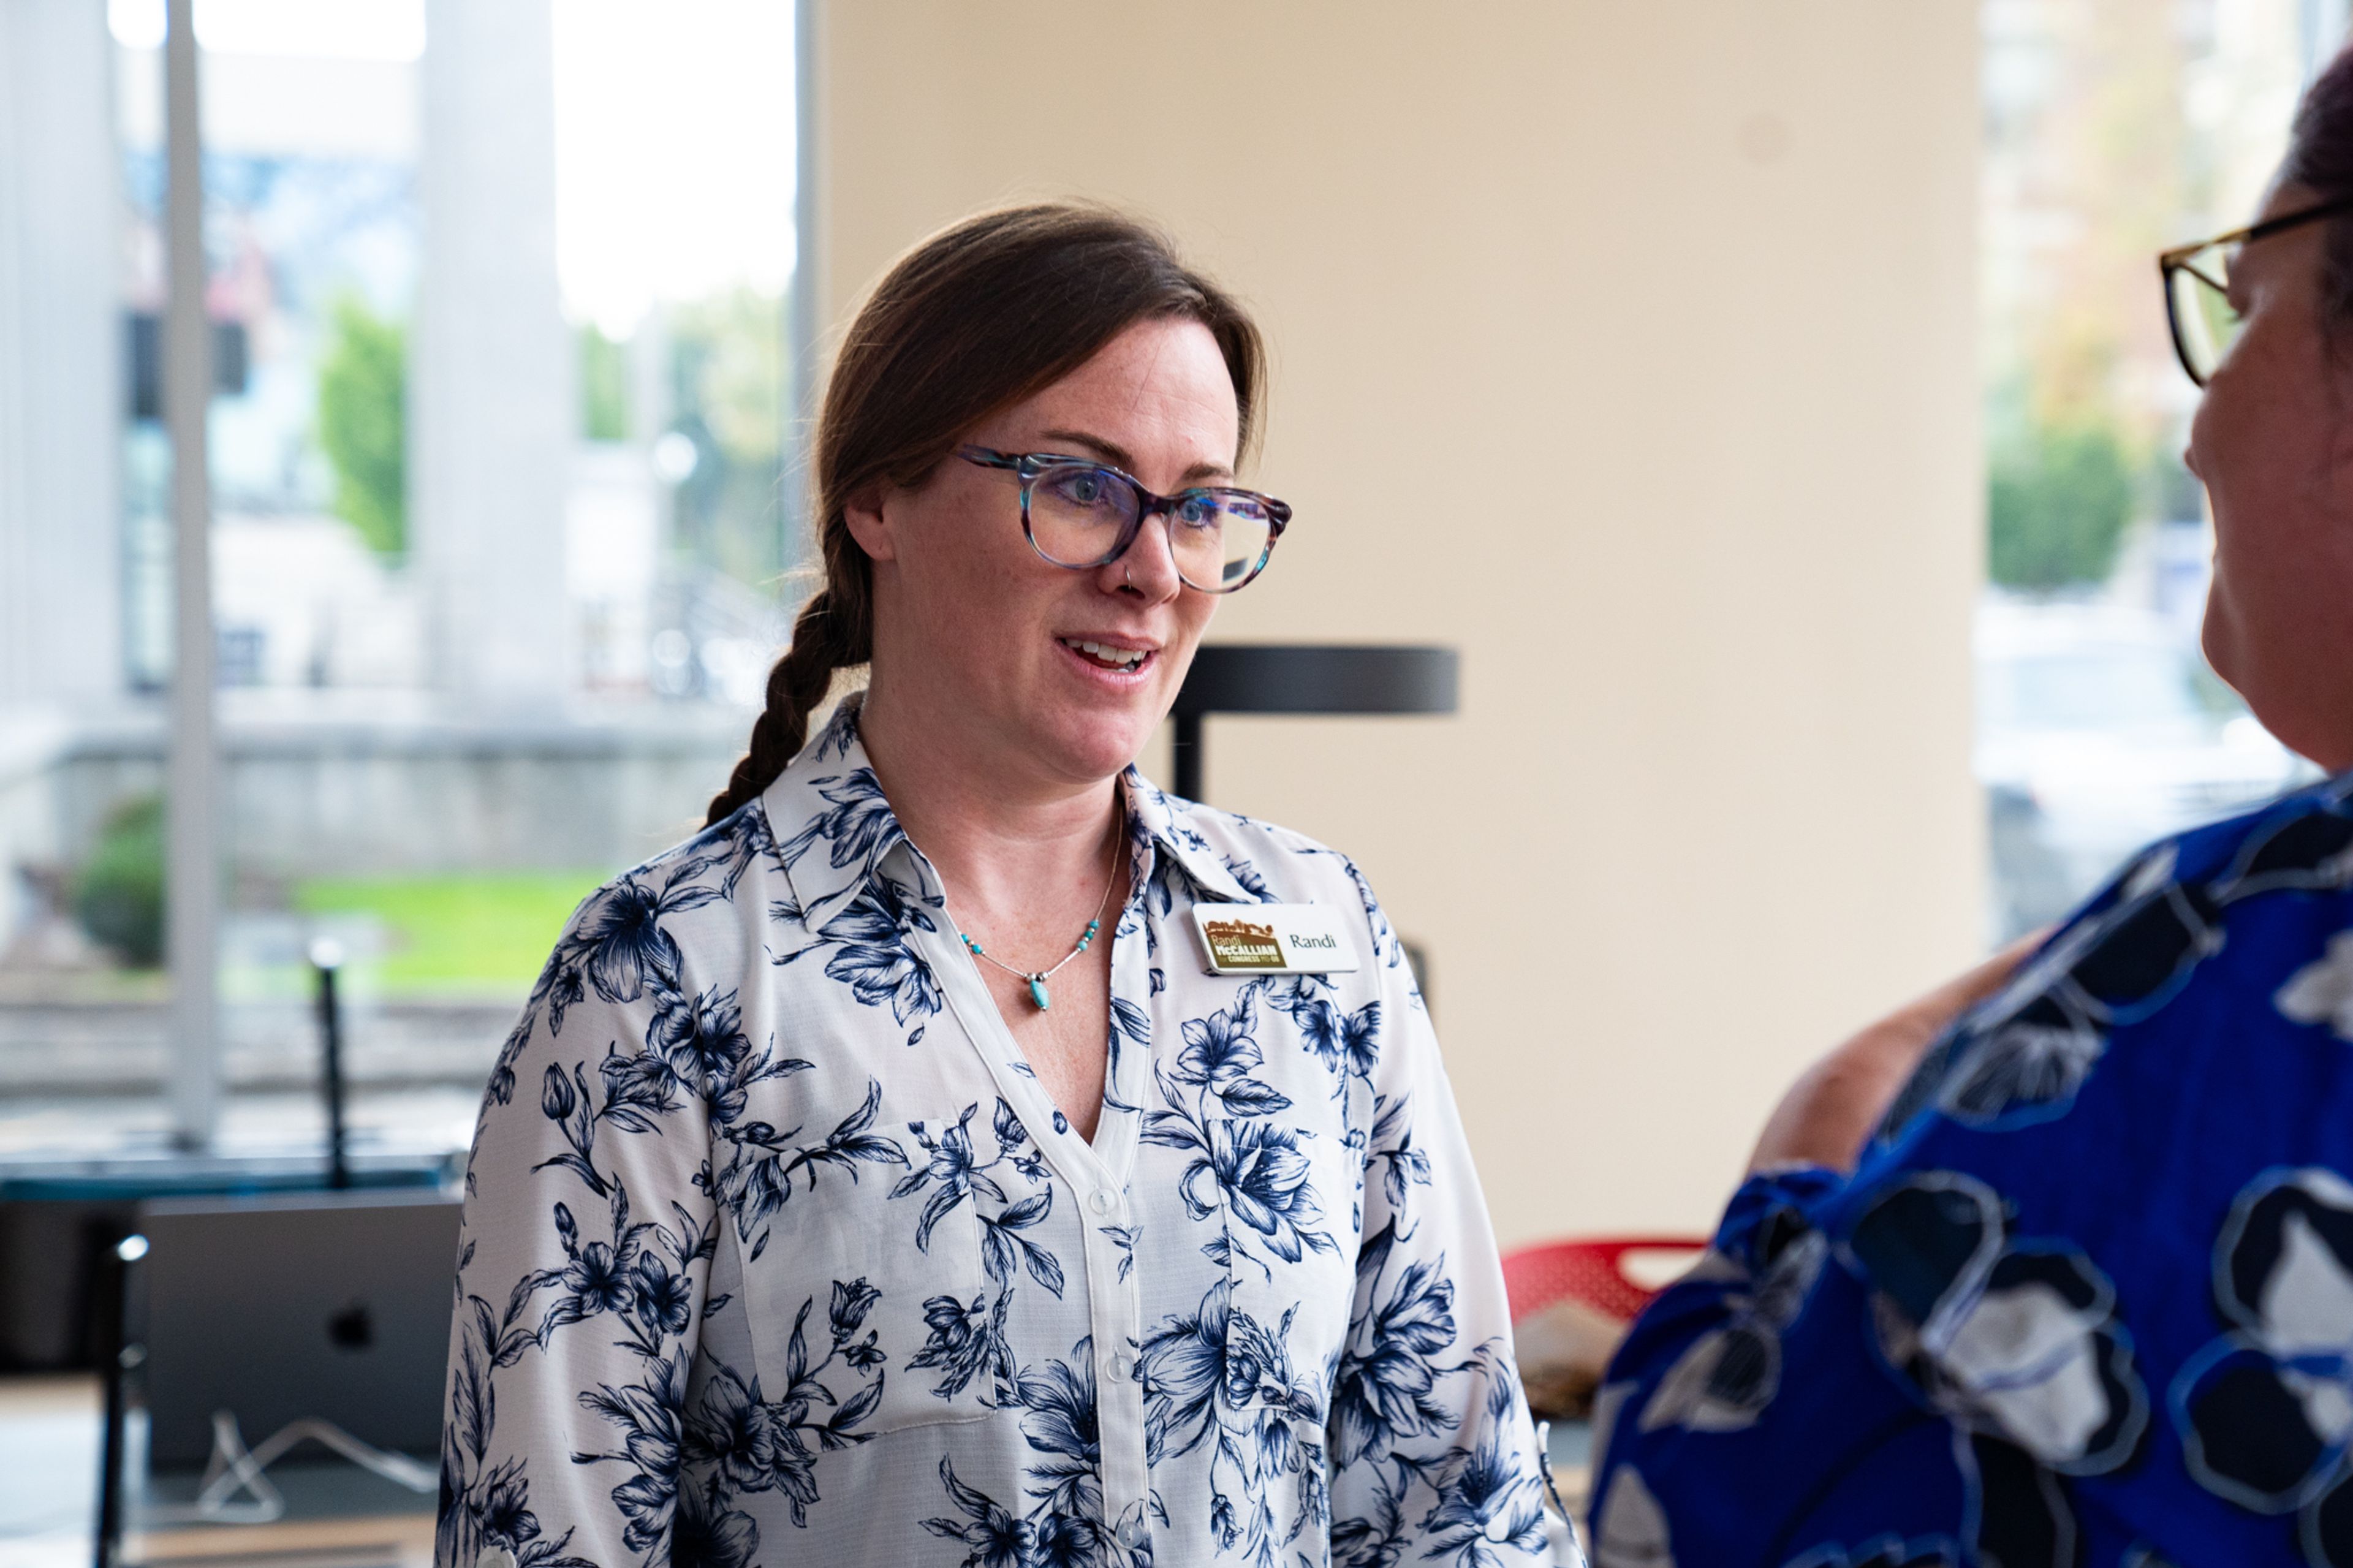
1169, 645, 1458, 800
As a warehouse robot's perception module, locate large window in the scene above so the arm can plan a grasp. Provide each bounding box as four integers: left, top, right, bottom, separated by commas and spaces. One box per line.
1979, 0, 2339, 938
0, 0, 801, 1163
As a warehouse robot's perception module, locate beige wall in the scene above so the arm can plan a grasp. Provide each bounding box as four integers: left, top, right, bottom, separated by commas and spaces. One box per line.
815, 2, 1985, 1245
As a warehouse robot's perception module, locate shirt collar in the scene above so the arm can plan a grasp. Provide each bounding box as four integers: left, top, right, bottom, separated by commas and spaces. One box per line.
759, 694, 1259, 929
760, 694, 920, 934
1121, 768, 1257, 906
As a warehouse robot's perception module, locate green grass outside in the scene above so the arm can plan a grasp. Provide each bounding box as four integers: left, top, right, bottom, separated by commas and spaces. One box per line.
292, 871, 609, 999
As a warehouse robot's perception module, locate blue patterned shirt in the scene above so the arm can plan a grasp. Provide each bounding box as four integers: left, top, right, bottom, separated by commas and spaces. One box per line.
1592, 772, 2353, 1568
439, 699, 1565, 1568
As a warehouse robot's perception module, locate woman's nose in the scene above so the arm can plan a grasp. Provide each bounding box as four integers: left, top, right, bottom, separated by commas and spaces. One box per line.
1102, 514, 1183, 601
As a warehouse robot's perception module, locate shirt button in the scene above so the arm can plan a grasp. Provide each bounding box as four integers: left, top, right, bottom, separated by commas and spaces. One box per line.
1103, 1349, 1135, 1382
1088, 1188, 1118, 1216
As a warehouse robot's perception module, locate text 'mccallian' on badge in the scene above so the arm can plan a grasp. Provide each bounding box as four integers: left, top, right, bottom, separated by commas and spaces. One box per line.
1190, 904, 1360, 975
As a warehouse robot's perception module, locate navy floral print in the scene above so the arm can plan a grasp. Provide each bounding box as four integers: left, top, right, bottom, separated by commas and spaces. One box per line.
1594, 772, 2353, 1567
440, 696, 1563, 1567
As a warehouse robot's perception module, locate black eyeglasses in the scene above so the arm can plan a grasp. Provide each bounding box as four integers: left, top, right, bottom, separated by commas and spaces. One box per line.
2161, 195, 2353, 386
957, 446, 1290, 594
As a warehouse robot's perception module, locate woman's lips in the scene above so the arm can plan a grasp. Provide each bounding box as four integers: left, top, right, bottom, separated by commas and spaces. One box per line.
1058, 636, 1157, 677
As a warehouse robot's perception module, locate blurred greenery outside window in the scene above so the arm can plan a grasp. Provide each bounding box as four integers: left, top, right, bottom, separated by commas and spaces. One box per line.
65, 793, 598, 1002
289, 873, 607, 1001
665, 289, 788, 588
580, 321, 629, 444
1985, 386, 2137, 593
75, 799, 166, 970
318, 294, 408, 555
1978, 0, 2286, 594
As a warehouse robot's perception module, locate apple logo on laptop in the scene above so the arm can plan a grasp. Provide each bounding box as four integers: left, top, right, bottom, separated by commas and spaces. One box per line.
328, 1301, 373, 1351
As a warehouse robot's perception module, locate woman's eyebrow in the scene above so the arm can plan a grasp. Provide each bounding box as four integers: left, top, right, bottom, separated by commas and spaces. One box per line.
1037, 426, 1235, 485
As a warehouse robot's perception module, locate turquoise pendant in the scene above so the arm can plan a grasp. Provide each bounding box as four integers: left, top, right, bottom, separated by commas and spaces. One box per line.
1028, 975, 1051, 1011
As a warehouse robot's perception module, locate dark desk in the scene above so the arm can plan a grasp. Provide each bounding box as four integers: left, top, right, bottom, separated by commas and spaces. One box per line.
1, 1151, 453, 1373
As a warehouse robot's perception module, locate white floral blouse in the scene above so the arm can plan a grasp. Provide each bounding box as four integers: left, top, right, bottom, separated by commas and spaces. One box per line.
438, 698, 1566, 1568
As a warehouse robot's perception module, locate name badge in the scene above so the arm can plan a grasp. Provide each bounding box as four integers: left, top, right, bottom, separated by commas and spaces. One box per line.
1191, 904, 1360, 975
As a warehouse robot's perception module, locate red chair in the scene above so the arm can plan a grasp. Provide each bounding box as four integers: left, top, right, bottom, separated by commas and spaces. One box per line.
1501, 1235, 1710, 1327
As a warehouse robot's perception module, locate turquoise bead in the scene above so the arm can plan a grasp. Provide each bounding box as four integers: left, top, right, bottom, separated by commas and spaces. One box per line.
1028, 976, 1051, 1010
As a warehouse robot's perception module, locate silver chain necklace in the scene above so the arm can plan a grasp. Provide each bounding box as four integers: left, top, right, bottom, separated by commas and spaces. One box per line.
957, 839, 1122, 1013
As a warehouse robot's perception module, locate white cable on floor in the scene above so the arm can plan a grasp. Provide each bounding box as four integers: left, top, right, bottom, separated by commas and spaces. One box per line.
138, 1410, 437, 1525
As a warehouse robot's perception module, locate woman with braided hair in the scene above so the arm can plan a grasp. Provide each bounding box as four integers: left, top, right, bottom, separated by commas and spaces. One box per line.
439, 203, 1568, 1567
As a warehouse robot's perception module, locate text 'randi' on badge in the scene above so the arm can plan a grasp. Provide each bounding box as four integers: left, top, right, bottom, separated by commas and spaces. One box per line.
1189, 904, 1360, 975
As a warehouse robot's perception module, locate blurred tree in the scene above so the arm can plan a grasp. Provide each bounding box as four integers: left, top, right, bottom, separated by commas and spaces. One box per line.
75, 797, 164, 968
1988, 413, 2137, 591
1980, 0, 2229, 590
669, 287, 786, 586
580, 322, 630, 442
316, 294, 407, 554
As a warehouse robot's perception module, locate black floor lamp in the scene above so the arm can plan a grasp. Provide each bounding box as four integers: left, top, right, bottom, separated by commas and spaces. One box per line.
1169, 644, 1459, 803
1169, 645, 1459, 1007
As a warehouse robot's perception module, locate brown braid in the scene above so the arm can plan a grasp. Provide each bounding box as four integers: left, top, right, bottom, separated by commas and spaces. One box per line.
702, 588, 865, 824
702, 201, 1264, 827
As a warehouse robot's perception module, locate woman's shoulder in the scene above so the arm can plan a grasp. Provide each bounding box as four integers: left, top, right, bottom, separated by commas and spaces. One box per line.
2142, 766, 2353, 892
533, 798, 783, 1006
1877, 771, 2353, 1145
1140, 778, 1368, 903
585, 796, 782, 917
2047, 767, 2353, 956
1134, 779, 1420, 982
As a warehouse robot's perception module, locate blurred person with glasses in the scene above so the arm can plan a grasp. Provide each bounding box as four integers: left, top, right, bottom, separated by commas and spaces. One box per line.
439, 205, 1574, 1567
1587, 44, 2353, 1568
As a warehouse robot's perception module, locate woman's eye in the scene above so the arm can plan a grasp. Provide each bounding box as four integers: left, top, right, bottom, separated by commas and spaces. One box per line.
1175, 496, 1222, 528
1047, 471, 1115, 509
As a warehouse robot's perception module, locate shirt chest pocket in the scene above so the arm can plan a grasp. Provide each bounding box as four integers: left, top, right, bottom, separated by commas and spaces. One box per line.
1194, 1115, 1361, 1409
735, 1102, 997, 1437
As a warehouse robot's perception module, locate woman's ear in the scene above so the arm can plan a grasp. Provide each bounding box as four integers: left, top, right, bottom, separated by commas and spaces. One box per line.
842, 483, 899, 563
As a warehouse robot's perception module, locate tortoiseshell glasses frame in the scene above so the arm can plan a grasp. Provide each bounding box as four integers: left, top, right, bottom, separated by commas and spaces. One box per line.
958, 445, 1291, 594
2161, 195, 2353, 386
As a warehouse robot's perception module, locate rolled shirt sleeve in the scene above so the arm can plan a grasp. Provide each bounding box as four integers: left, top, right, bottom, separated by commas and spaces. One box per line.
1585, 1165, 1854, 1567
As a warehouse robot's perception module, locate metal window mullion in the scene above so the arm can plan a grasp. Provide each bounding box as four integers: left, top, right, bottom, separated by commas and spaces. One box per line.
782, 0, 822, 580
163, 0, 219, 1151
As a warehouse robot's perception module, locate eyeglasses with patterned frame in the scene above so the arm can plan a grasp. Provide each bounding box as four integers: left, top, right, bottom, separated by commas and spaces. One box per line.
957, 445, 1290, 594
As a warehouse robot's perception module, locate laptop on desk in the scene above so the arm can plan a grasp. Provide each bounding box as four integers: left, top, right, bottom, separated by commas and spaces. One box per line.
132, 1187, 462, 1471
